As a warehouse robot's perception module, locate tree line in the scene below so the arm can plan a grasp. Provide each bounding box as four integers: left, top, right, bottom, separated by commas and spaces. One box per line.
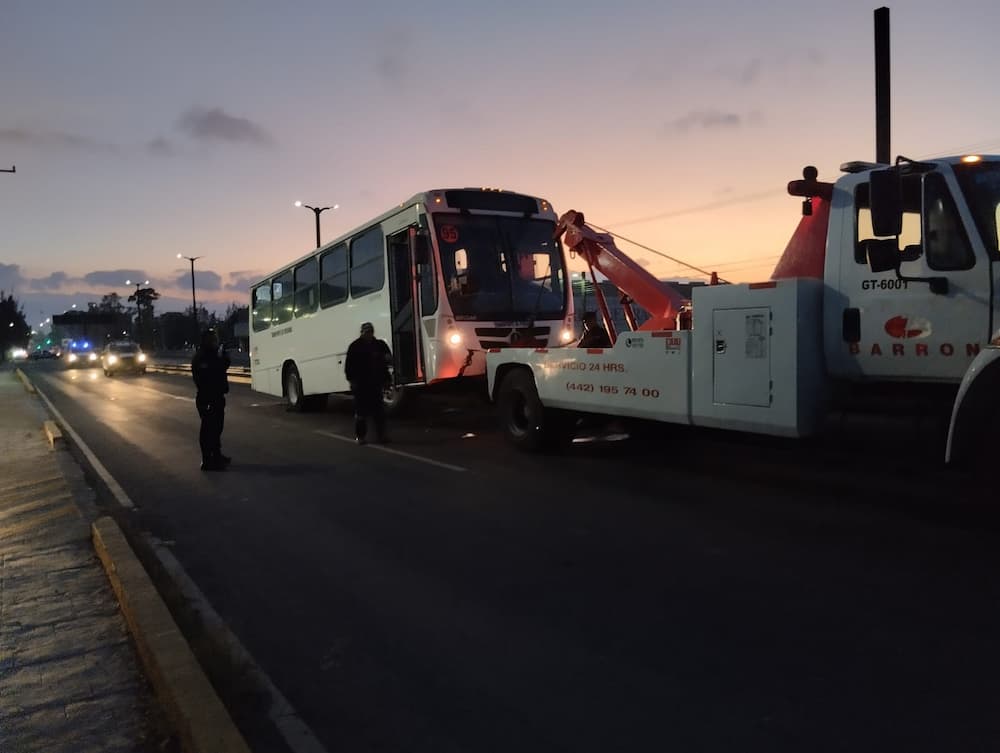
1, 288, 248, 360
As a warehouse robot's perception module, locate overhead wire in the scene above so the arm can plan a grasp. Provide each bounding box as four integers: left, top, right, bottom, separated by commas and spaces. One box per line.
580, 138, 1000, 285
585, 221, 734, 284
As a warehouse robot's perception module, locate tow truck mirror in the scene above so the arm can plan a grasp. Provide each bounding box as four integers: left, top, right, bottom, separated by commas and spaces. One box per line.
869, 169, 903, 237
412, 231, 430, 265
866, 238, 900, 273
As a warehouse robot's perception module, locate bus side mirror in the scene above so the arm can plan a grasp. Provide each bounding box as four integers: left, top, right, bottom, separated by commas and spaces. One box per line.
412, 231, 430, 265
869, 168, 902, 237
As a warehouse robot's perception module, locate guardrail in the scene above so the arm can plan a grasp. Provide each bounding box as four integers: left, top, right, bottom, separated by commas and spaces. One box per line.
149, 362, 252, 383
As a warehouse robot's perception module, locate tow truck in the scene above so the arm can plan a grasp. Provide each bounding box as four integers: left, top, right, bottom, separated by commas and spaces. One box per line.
485, 9, 1000, 469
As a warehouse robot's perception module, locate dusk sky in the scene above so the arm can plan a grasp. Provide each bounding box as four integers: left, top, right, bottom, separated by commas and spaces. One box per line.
3, 0, 1000, 325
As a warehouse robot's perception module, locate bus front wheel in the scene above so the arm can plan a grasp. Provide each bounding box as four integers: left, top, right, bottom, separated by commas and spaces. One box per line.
382, 383, 409, 416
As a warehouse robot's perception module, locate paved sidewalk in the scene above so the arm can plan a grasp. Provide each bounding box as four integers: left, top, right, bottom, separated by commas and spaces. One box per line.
0, 367, 168, 752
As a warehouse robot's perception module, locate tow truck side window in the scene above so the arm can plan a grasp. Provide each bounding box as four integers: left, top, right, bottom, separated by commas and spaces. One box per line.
923, 172, 975, 271
854, 176, 922, 264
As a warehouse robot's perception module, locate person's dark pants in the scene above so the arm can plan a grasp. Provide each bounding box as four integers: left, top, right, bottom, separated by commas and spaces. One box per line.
353, 385, 386, 441
196, 394, 226, 461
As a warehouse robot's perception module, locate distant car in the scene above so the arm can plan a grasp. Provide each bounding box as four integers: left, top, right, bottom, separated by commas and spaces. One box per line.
9, 347, 28, 362
64, 342, 100, 368
101, 341, 147, 376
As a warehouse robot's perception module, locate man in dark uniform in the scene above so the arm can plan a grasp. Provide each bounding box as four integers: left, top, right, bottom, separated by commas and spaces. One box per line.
578, 311, 612, 348
191, 328, 231, 471
345, 321, 392, 444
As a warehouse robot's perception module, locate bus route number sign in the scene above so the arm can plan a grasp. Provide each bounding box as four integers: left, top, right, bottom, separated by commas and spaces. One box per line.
440, 225, 459, 243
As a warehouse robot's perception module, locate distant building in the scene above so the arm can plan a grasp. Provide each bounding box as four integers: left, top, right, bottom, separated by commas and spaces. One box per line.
51, 310, 130, 347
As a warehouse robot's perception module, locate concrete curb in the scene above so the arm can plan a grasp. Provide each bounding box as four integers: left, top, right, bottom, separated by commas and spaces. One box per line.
14, 367, 36, 393
43, 419, 63, 448
92, 516, 252, 753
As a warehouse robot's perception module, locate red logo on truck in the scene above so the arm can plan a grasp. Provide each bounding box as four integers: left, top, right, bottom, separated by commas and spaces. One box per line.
884, 315, 931, 340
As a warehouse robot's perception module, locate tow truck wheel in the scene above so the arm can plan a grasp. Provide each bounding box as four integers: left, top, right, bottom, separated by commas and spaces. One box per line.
497, 369, 576, 451
498, 370, 544, 450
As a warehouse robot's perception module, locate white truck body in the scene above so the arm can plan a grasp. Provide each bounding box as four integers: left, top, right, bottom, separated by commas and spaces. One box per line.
487, 156, 1000, 464
488, 278, 827, 438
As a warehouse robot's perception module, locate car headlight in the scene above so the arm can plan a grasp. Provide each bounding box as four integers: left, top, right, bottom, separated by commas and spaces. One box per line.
107, 355, 118, 365
89, 353, 98, 361
68, 353, 77, 363
137, 353, 146, 362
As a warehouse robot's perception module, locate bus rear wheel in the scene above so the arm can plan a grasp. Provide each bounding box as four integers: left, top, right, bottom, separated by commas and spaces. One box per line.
284, 365, 305, 412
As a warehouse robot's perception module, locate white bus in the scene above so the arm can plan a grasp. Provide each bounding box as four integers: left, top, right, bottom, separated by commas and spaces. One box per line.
249, 188, 575, 411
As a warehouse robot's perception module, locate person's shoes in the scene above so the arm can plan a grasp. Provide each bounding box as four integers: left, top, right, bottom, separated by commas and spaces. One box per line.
200, 459, 226, 471
355, 436, 366, 445
219, 454, 232, 466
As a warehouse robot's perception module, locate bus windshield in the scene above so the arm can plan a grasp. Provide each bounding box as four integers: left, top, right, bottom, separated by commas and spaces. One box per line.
953, 160, 1000, 260
435, 215, 567, 320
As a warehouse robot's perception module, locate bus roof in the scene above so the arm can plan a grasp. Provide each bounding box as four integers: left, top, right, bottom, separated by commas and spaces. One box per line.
253, 187, 555, 288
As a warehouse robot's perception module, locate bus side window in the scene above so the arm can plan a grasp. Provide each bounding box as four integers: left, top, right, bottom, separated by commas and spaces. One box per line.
320, 243, 348, 307
272, 270, 294, 324
351, 226, 385, 298
294, 257, 319, 317
252, 284, 271, 331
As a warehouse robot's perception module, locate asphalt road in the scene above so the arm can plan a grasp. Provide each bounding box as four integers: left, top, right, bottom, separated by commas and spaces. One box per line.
22, 360, 1000, 753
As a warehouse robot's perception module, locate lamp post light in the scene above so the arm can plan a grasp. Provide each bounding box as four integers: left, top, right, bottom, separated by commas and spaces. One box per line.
177, 254, 203, 342
295, 200, 338, 248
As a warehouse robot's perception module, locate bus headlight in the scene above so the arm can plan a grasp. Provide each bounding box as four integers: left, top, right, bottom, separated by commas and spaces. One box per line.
447, 330, 463, 347
560, 328, 574, 343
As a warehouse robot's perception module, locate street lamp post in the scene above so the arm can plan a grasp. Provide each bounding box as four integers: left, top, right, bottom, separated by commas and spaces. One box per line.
295, 201, 338, 248
177, 255, 202, 342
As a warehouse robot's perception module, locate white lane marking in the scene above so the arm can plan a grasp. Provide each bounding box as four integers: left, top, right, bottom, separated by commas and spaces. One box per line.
34, 378, 330, 753
135, 384, 194, 402
34, 384, 136, 509
314, 430, 468, 473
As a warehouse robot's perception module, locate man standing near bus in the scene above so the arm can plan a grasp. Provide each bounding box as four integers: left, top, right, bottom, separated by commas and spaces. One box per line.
345, 321, 392, 444
192, 328, 231, 470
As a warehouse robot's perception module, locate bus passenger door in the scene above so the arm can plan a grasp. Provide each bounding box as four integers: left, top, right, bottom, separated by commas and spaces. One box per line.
387, 228, 422, 384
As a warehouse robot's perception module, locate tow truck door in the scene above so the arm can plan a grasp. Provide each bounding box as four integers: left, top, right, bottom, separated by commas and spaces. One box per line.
828, 170, 992, 382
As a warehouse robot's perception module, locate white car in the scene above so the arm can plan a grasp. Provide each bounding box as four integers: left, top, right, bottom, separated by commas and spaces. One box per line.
101, 341, 148, 376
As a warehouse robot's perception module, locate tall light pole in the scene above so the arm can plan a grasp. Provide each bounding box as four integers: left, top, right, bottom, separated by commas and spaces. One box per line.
295, 201, 338, 248
177, 254, 202, 341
